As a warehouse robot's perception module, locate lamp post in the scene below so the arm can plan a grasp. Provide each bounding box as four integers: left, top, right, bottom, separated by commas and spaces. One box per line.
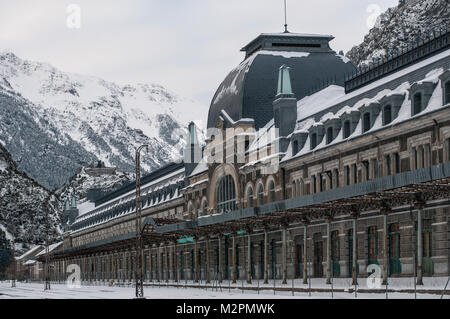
135, 144, 148, 298
44, 196, 51, 291
11, 224, 16, 288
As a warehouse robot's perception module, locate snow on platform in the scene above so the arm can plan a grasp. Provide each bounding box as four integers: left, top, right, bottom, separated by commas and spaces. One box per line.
1, 277, 448, 299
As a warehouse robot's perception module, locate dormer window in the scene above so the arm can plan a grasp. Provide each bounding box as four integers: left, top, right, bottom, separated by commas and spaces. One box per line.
343, 120, 351, 138
359, 102, 380, 134
290, 131, 308, 156
409, 81, 436, 116
380, 93, 404, 126
383, 105, 392, 125
413, 92, 422, 115
363, 112, 371, 133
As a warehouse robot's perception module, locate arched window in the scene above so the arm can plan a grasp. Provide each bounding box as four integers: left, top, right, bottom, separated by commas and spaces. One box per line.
257, 184, 264, 205
383, 105, 392, 125
326, 127, 333, 144
247, 187, 254, 208
445, 81, 450, 105
343, 120, 351, 138
216, 175, 237, 213
363, 112, 371, 133
268, 180, 275, 202
413, 92, 422, 115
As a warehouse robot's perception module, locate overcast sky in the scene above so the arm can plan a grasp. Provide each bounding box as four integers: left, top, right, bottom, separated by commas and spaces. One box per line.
0, 0, 399, 115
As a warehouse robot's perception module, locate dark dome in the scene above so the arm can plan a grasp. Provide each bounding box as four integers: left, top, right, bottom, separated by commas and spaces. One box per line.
207, 33, 356, 130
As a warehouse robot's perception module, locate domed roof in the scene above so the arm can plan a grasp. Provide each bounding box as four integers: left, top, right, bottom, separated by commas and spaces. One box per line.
207, 32, 356, 130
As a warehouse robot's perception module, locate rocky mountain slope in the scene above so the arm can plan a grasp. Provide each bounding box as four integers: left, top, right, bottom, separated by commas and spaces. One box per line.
56, 163, 134, 205
346, 0, 450, 66
0, 51, 204, 190
0, 143, 60, 254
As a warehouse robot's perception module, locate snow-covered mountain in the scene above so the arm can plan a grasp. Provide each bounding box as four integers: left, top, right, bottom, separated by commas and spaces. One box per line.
0, 51, 204, 189
346, 0, 450, 66
0, 142, 60, 254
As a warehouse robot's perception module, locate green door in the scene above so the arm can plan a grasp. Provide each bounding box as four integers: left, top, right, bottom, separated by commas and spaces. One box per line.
271, 241, 277, 279
331, 231, 341, 277
388, 223, 401, 275
314, 241, 323, 277
368, 226, 378, 265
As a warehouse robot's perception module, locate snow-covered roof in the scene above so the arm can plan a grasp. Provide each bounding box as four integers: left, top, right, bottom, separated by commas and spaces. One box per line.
36, 242, 63, 256
282, 62, 450, 163
17, 245, 43, 261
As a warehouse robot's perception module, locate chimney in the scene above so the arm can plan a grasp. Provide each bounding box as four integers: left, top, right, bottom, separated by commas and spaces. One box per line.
184, 122, 202, 177
273, 65, 297, 151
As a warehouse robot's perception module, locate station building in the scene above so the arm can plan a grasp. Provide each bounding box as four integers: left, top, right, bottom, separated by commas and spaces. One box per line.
36, 27, 450, 287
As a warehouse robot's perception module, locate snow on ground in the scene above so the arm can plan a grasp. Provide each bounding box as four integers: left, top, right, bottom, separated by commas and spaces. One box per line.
1, 278, 448, 299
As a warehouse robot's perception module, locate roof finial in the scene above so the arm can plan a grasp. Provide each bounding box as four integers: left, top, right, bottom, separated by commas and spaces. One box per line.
283, 0, 289, 33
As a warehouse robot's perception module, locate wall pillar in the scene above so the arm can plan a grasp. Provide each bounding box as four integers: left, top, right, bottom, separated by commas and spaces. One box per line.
206, 236, 211, 283
173, 242, 178, 282
417, 202, 424, 285
232, 235, 237, 283
303, 224, 308, 284
247, 233, 252, 284
264, 228, 269, 284
194, 237, 199, 283
352, 216, 358, 285
218, 235, 223, 283
326, 218, 332, 284
282, 226, 287, 284
382, 209, 389, 285
165, 244, 169, 282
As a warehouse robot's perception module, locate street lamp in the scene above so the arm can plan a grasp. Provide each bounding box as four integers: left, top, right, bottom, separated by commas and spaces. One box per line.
135, 144, 148, 298
44, 196, 51, 291
11, 224, 16, 288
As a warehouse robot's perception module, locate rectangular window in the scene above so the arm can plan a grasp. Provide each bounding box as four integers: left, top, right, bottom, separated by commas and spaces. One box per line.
352, 163, 357, 184
414, 147, 418, 169
362, 161, 370, 181
385, 154, 391, 175
394, 153, 400, 173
